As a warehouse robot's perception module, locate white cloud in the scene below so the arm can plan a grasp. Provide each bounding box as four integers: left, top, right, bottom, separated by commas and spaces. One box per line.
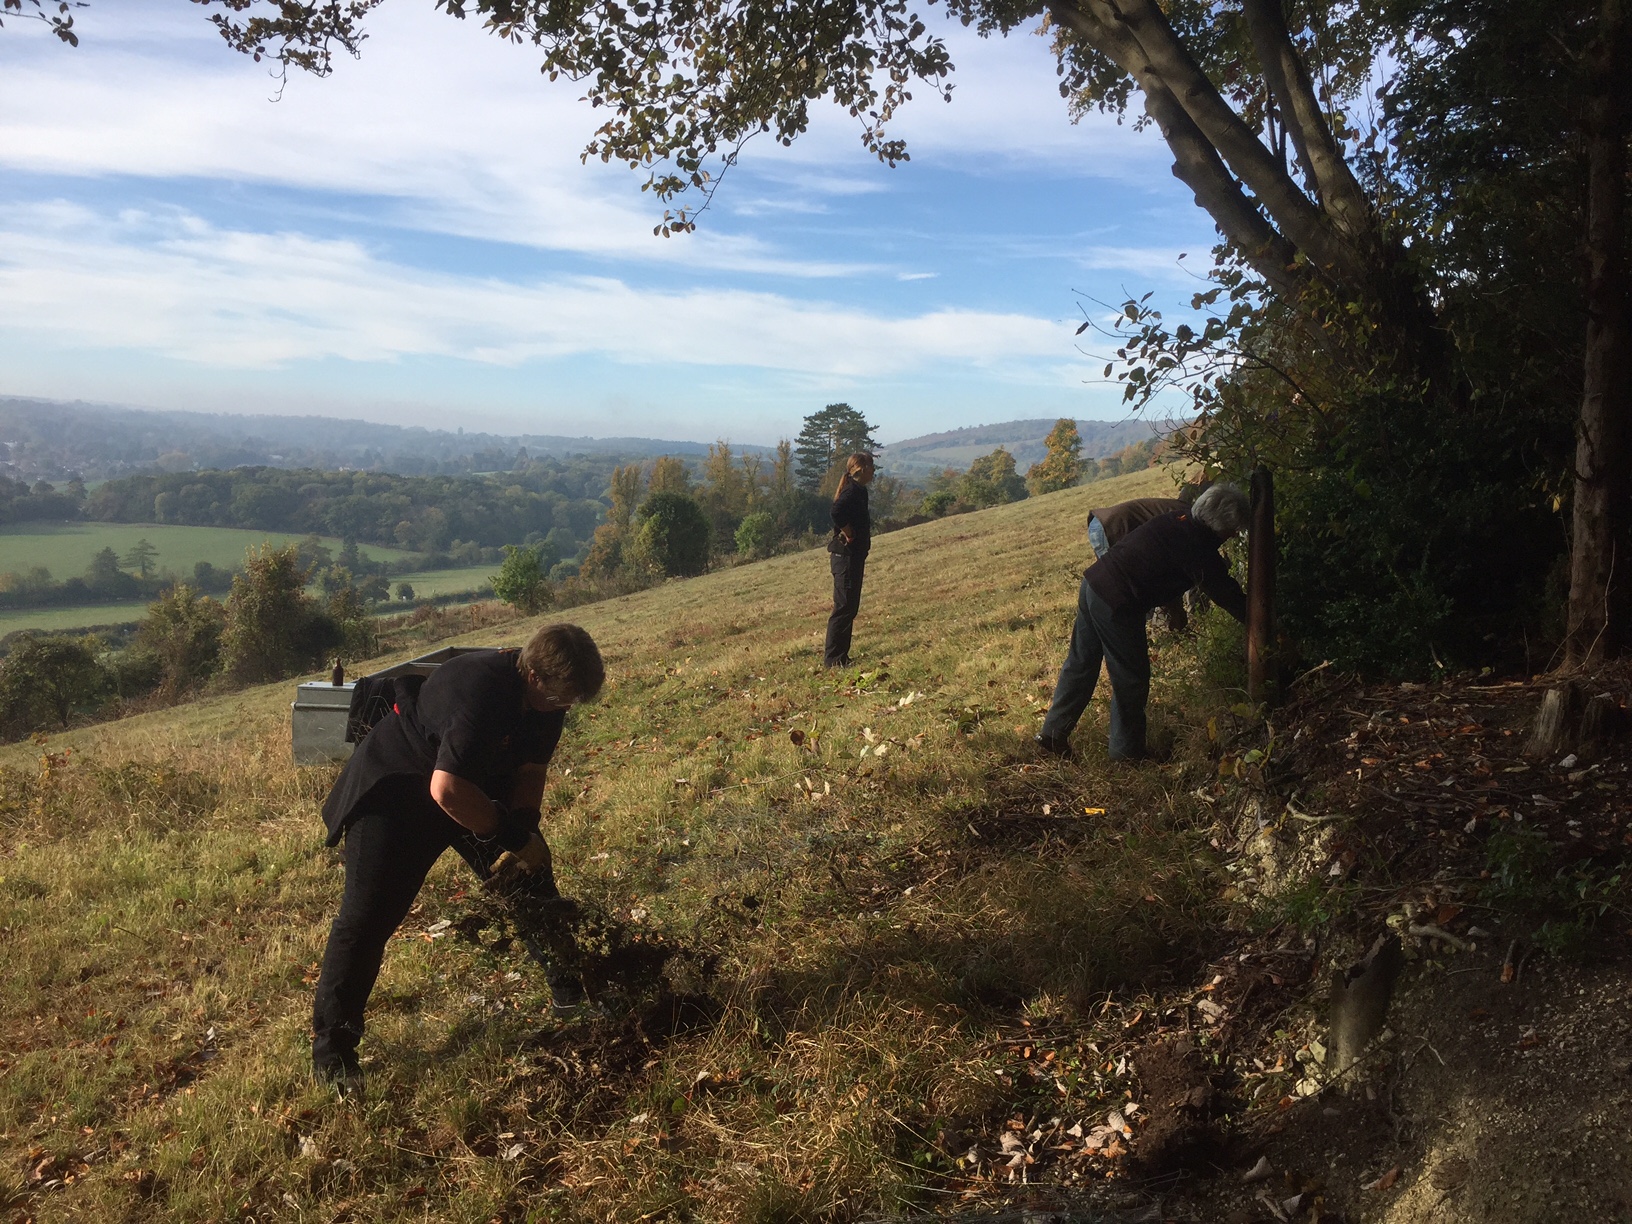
0, 0, 1210, 436
889, 28, 1168, 176
0, 203, 1075, 376
0, 1, 1171, 261
0, 3, 853, 273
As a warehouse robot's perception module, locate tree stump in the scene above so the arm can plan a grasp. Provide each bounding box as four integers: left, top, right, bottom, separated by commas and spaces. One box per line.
1524, 682, 1582, 759
1577, 692, 1622, 757
1328, 932, 1404, 1075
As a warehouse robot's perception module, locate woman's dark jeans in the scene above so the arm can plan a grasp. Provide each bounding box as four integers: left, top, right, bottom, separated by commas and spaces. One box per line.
1040, 577, 1150, 760
824, 552, 866, 666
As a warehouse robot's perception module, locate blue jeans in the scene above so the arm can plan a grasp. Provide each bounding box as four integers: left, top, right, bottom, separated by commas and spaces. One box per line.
1087, 514, 1110, 559
1040, 577, 1150, 760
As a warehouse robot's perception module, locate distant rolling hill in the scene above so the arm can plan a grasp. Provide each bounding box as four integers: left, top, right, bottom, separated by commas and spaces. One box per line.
877, 416, 1179, 476
0, 395, 775, 483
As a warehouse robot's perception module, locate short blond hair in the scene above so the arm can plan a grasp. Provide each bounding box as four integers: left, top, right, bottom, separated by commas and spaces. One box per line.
517, 623, 604, 703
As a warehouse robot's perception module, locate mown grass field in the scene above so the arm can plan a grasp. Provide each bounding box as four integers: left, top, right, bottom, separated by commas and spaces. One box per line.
0, 522, 411, 579
386, 566, 497, 601
0, 464, 1235, 1223
0, 601, 155, 635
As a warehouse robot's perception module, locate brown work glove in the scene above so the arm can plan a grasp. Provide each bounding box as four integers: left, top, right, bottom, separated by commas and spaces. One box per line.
485, 831, 556, 892
512, 831, 551, 870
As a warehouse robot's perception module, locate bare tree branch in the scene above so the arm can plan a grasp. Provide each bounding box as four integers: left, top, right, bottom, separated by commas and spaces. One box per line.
1067, 0, 1360, 280
1241, 0, 1373, 239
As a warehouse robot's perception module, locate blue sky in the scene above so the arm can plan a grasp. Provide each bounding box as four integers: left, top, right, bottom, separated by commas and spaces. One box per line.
0, 1, 1218, 445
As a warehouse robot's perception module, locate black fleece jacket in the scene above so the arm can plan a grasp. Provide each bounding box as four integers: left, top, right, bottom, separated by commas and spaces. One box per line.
1084, 511, 1246, 621
831, 484, 871, 556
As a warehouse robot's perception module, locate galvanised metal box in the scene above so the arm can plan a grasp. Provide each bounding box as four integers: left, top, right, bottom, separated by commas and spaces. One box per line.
290, 646, 503, 765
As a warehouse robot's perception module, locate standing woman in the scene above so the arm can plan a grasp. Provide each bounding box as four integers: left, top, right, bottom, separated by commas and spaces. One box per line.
311, 623, 604, 1094
824, 452, 875, 668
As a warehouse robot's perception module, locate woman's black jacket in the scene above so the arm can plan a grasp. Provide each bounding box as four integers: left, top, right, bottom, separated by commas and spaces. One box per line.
830, 484, 871, 556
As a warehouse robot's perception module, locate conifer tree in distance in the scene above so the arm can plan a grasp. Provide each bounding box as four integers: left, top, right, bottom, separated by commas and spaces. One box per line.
793, 404, 878, 493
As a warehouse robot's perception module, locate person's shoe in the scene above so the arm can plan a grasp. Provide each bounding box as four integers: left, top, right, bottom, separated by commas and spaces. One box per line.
312, 1049, 364, 1099
546, 974, 598, 1018
1034, 733, 1074, 760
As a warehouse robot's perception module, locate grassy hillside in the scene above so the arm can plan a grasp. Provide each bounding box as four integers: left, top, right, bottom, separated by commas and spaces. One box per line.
0, 522, 411, 578
876, 418, 1162, 476
1, 465, 1222, 1223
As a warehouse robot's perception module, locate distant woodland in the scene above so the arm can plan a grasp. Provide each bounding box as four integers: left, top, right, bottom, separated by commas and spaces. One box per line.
81, 462, 614, 555
0, 474, 86, 525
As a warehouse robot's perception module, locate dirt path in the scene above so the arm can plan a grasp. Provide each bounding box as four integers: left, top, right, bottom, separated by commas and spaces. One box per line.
1188, 947, 1632, 1223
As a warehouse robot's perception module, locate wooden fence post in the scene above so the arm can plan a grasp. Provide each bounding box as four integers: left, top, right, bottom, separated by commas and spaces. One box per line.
1248, 465, 1276, 707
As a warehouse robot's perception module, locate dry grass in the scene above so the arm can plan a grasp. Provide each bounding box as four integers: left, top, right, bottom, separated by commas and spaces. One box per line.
1, 466, 1238, 1223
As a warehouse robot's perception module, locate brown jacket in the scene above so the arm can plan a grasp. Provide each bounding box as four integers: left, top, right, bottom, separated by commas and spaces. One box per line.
1088, 497, 1188, 547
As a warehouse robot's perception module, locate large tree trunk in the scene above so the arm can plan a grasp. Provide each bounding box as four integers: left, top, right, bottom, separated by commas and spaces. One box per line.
1060, 0, 1365, 284
1566, 0, 1632, 666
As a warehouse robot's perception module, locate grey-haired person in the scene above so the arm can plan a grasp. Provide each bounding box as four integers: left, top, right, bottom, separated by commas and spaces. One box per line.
1037, 484, 1250, 761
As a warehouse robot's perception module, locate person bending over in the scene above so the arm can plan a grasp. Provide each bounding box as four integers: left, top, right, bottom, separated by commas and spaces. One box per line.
1086, 481, 1212, 631
824, 452, 875, 668
1036, 485, 1249, 761
1086, 494, 1187, 560
311, 623, 604, 1093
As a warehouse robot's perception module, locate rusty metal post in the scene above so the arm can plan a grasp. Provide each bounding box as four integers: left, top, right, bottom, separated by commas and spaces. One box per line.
1247, 465, 1276, 707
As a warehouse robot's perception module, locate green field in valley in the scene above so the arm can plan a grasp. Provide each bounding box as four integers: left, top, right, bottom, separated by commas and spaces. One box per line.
383, 565, 496, 601
0, 521, 411, 580
0, 564, 497, 634
0, 601, 155, 635
0, 522, 441, 635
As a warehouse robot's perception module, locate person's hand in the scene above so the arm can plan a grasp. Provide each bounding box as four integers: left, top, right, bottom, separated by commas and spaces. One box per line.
513, 832, 551, 871
491, 805, 539, 851
483, 832, 555, 893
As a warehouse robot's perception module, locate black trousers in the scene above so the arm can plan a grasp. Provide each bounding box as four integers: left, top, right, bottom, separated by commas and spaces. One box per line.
310, 778, 554, 1066
824, 552, 867, 666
